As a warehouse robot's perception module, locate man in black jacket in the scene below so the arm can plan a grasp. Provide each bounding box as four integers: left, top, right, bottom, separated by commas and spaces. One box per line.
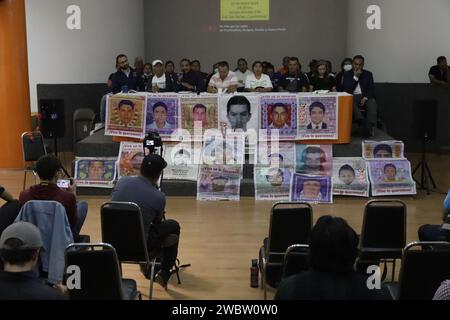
342, 55, 378, 137
111, 54, 145, 94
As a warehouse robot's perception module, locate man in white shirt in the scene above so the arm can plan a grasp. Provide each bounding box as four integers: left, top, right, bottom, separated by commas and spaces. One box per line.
234, 58, 253, 91
150, 60, 166, 92
207, 61, 238, 93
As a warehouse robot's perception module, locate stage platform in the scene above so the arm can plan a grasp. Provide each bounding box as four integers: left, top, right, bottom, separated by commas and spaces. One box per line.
75, 128, 394, 196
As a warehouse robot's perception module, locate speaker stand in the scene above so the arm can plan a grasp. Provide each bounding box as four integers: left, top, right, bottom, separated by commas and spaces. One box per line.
412, 135, 437, 195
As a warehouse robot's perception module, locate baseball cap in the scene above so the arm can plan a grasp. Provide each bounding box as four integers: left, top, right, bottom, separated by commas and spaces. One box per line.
152, 60, 163, 67
141, 154, 167, 176
0, 222, 44, 250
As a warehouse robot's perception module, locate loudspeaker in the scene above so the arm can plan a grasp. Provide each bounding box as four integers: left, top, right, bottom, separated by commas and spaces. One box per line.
412, 99, 437, 140
39, 99, 66, 138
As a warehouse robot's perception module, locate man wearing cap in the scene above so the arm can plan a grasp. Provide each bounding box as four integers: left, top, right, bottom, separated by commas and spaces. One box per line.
111, 154, 180, 289
148, 60, 178, 93
0, 222, 66, 300
111, 54, 145, 94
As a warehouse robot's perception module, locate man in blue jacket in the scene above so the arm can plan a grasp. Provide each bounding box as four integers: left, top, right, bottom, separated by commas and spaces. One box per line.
342, 55, 378, 137
111, 54, 145, 94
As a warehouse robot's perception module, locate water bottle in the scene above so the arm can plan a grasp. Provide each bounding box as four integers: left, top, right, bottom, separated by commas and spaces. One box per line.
250, 259, 259, 288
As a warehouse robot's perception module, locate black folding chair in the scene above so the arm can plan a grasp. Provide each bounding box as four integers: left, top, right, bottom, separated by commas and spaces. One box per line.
259, 202, 313, 300
281, 244, 310, 279
388, 241, 450, 300
65, 243, 140, 300
358, 200, 406, 282
21, 131, 47, 190
101, 201, 184, 299
73, 108, 95, 146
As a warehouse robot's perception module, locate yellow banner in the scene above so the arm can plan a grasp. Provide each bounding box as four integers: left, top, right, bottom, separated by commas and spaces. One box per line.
220, 0, 270, 21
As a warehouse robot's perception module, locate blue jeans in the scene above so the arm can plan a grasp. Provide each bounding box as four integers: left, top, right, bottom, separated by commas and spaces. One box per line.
73, 201, 88, 236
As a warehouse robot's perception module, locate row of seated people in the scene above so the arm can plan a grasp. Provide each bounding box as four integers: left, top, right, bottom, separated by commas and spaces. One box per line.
0, 155, 449, 299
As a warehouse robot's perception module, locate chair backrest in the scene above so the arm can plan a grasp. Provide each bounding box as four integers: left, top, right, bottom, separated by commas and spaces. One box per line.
267, 202, 313, 261
15, 200, 74, 284
397, 242, 450, 300
21, 131, 46, 162
281, 244, 310, 279
100, 202, 150, 264
360, 200, 406, 250
73, 109, 95, 144
65, 243, 124, 300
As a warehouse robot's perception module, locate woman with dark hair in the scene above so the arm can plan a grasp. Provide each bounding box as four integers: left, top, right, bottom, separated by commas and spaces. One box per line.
309, 60, 337, 92
275, 216, 392, 300
336, 57, 353, 92
245, 61, 273, 92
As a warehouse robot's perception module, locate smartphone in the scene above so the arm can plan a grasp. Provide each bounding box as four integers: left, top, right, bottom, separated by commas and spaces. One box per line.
57, 179, 70, 189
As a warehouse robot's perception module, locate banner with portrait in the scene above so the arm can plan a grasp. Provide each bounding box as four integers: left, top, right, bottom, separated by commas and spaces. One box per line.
297, 95, 338, 140
218, 94, 259, 136
290, 173, 333, 204
295, 144, 333, 176
163, 142, 201, 181
256, 142, 296, 167
105, 94, 147, 139
197, 165, 241, 201
254, 166, 293, 201
332, 158, 369, 197
74, 157, 117, 188
117, 142, 145, 178
145, 94, 180, 139
367, 160, 416, 196
362, 140, 405, 159
260, 94, 298, 141
202, 131, 245, 167
180, 94, 218, 141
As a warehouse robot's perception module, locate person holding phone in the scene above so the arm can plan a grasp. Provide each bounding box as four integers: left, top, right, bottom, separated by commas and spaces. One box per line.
19, 155, 88, 238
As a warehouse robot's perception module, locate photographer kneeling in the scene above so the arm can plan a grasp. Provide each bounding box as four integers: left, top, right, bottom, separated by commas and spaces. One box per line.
111, 154, 180, 289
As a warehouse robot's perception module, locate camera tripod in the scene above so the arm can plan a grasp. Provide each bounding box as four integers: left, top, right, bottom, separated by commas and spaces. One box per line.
412, 134, 437, 195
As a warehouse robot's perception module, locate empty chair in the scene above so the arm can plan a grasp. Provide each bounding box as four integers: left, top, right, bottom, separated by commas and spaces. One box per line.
358, 200, 406, 282
21, 132, 47, 190
73, 108, 95, 146
65, 243, 139, 300
389, 242, 450, 300
281, 244, 310, 279
259, 202, 313, 300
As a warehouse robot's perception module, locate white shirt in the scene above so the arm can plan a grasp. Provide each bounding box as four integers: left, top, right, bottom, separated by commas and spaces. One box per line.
353, 76, 362, 95
152, 74, 166, 89
245, 74, 273, 89
122, 68, 131, 78
235, 70, 253, 88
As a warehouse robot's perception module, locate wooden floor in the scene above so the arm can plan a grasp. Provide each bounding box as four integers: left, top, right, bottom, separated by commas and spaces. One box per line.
1, 153, 449, 300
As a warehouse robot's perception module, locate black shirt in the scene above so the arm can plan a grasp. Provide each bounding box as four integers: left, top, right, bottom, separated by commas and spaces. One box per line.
0, 270, 66, 300
111, 68, 144, 94
178, 71, 205, 92
275, 270, 392, 300
310, 76, 337, 91
278, 72, 310, 92
429, 65, 449, 82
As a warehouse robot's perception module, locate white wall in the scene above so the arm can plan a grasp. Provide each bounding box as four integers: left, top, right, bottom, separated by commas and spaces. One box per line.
25, 0, 145, 112
347, 0, 450, 83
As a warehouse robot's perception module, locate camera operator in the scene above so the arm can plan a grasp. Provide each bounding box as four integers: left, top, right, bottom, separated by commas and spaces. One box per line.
111, 154, 180, 289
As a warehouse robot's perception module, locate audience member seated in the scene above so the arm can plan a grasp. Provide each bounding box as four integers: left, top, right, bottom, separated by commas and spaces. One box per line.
0, 185, 20, 236
235, 58, 253, 92
107, 62, 119, 90
141, 63, 153, 89
336, 57, 353, 91
0, 222, 66, 300
134, 56, 145, 75
177, 58, 205, 92
278, 57, 309, 93
306, 59, 318, 81
148, 60, 178, 93
191, 60, 208, 79
111, 155, 180, 289
342, 55, 378, 137
245, 61, 273, 92
309, 60, 337, 92
275, 215, 392, 300
111, 54, 144, 94
264, 62, 280, 90
418, 190, 450, 242
433, 280, 450, 300
207, 61, 238, 94
19, 155, 88, 238
165, 60, 176, 78
278, 56, 290, 75
429, 56, 450, 88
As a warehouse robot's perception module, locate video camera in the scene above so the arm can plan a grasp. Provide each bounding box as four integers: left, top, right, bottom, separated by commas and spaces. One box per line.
143, 131, 163, 156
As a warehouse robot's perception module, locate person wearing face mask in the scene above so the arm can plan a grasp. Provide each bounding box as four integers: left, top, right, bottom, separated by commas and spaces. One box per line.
342, 55, 378, 138
336, 58, 353, 92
